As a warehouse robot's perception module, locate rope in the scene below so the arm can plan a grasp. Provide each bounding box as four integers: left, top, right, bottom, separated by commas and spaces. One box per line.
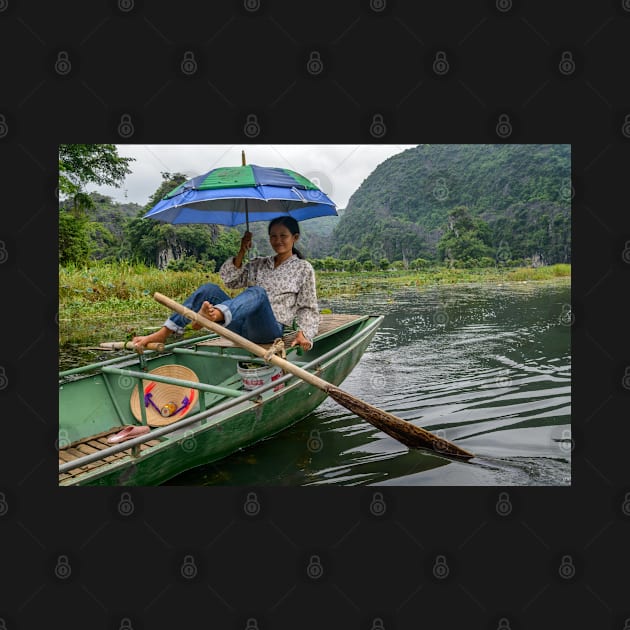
264, 338, 286, 363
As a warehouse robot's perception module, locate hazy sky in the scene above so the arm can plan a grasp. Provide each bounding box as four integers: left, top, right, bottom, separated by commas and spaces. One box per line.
88, 144, 418, 210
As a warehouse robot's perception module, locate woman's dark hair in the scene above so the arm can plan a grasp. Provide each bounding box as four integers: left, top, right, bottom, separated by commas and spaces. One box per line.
268, 216, 304, 259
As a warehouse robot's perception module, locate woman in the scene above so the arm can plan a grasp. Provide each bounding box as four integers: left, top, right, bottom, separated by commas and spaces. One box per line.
132, 216, 319, 352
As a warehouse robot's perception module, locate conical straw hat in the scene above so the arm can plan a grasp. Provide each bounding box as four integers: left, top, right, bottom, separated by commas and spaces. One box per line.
129, 364, 199, 427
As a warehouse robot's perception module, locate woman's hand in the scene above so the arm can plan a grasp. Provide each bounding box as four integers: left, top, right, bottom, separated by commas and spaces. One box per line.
291, 331, 313, 352
234, 231, 253, 268
240, 231, 253, 254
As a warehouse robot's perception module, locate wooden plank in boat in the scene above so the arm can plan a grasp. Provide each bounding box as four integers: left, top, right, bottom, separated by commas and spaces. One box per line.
58, 450, 77, 464
76, 443, 101, 456
66, 426, 126, 449
65, 446, 88, 460
87, 440, 110, 451
59, 435, 163, 482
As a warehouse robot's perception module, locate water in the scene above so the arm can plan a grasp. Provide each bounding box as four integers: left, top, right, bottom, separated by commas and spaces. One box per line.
167, 280, 571, 486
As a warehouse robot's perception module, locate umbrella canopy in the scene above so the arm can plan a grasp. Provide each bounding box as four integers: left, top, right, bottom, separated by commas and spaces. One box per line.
143, 162, 337, 227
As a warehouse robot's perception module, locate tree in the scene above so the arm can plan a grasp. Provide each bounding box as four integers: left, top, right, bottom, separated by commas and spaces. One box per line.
123, 172, 244, 269
438, 206, 493, 266
59, 145, 134, 264
59, 144, 134, 209
59, 211, 90, 265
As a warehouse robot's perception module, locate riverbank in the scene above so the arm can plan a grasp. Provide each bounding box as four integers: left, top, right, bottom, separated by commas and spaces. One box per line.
59, 261, 570, 347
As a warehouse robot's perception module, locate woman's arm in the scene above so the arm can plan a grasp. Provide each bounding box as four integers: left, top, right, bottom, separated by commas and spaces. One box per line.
232, 231, 252, 269
292, 263, 319, 350
219, 231, 252, 288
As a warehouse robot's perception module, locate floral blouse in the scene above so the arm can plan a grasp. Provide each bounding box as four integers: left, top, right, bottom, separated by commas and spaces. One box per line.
219, 254, 320, 344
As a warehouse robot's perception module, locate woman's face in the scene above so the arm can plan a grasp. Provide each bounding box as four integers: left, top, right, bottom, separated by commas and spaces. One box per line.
269, 224, 298, 255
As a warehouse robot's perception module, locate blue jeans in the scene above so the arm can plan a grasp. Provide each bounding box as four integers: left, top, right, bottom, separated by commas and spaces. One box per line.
164, 283, 285, 344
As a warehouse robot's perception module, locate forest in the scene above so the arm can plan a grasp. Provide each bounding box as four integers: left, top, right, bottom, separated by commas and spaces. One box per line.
59, 144, 570, 271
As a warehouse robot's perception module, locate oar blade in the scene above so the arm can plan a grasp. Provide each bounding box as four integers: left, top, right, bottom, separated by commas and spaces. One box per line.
327, 386, 474, 460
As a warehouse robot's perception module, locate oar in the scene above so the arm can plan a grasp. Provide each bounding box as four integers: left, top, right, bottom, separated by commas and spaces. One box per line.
100, 341, 165, 352
153, 292, 474, 460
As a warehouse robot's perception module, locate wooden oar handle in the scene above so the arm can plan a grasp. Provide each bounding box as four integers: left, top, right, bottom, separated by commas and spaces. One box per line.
152, 292, 474, 460
100, 341, 165, 352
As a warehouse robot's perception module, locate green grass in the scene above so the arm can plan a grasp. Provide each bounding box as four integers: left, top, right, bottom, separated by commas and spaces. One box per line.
314, 264, 571, 297
59, 261, 571, 346
59, 261, 237, 346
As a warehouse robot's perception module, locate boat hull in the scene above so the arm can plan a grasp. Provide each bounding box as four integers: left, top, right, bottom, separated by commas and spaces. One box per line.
59, 315, 382, 486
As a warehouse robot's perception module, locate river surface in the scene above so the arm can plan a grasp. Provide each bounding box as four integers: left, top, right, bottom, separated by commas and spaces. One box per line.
167, 281, 571, 486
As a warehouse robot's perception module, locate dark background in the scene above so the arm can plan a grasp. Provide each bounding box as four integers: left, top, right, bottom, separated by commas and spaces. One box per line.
1, 1, 628, 629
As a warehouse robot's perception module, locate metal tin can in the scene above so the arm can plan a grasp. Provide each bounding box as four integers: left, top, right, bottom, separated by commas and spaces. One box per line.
160, 401, 177, 417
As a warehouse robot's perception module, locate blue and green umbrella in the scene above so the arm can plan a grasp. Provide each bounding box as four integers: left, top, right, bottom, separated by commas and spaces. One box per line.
144, 153, 337, 229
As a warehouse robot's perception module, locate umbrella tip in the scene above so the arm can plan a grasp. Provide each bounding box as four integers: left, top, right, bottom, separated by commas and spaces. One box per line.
241, 150, 246, 166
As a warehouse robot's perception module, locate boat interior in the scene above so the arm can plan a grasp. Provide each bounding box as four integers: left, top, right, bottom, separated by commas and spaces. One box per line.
59, 314, 365, 484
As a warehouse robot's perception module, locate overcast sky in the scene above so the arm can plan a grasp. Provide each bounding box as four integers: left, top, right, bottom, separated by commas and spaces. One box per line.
88, 144, 418, 210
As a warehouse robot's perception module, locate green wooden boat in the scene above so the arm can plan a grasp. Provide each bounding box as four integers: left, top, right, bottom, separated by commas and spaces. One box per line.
58, 314, 383, 486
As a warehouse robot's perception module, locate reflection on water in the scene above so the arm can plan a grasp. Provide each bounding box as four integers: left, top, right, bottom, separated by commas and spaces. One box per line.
167, 281, 571, 486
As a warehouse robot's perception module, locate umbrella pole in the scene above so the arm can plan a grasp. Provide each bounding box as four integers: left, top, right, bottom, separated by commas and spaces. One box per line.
242, 150, 250, 232
245, 202, 252, 284
240, 150, 252, 281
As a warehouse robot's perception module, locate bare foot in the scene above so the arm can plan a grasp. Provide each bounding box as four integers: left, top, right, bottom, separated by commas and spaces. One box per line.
191, 301, 224, 329
132, 327, 171, 348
